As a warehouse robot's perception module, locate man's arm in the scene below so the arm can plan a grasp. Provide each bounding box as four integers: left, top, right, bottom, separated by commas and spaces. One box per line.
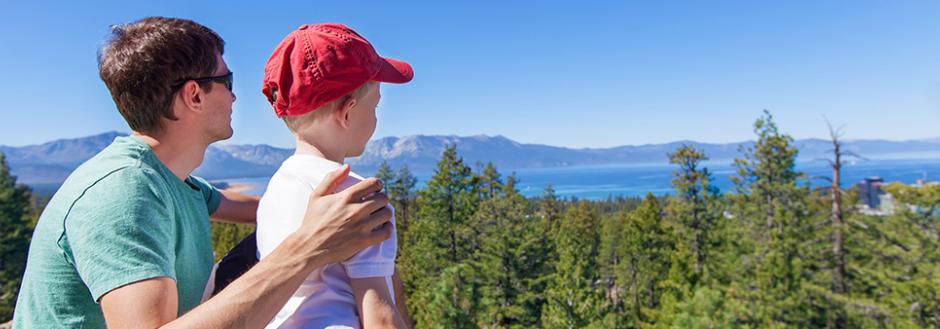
350, 277, 408, 329
100, 165, 393, 329
210, 190, 260, 224
99, 277, 178, 328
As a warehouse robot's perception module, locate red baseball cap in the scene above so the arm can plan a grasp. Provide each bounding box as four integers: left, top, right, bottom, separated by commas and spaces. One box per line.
262, 23, 413, 117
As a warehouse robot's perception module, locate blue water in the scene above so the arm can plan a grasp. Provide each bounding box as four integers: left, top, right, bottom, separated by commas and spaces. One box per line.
216, 158, 940, 200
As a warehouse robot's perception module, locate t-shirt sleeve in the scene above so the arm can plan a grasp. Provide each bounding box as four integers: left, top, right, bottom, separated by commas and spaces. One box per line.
188, 175, 222, 215
341, 206, 397, 278
65, 168, 177, 302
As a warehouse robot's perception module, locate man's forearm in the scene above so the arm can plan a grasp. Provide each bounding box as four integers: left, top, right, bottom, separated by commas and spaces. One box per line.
163, 231, 324, 329
211, 190, 260, 224
163, 172, 391, 328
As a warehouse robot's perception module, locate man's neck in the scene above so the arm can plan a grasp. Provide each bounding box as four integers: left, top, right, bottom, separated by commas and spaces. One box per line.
133, 131, 209, 181
294, 136, 346, 164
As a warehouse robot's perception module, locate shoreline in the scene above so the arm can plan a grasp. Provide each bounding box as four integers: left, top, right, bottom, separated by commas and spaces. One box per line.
221, 182, 255, 193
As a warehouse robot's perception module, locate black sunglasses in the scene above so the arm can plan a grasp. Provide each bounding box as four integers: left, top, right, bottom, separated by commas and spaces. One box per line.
173, 71, 234, 91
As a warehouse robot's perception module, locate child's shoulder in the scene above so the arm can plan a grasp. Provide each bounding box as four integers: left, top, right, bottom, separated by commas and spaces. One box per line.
267, 156, 370, 193
333, 171, 367, 192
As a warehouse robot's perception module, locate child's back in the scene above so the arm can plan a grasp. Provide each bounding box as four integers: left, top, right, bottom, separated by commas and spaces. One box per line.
257, 155, 396, 329
259, 22, 413, 329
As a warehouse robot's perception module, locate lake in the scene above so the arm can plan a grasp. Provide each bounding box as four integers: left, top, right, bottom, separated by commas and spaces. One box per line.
215, 158, 940, 200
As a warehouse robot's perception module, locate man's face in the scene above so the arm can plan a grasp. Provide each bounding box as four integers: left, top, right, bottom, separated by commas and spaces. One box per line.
202, 53, 236, 142
346, 83, 381, 157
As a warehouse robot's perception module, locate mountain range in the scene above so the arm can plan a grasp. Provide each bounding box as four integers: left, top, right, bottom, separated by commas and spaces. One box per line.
2, 132, 939, 190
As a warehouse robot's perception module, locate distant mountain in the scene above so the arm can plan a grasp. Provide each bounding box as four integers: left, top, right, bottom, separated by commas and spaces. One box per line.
2, 132, 939, 189
0, 131, 125, 184
0, 131, 123, 167
351, 135, 940, 173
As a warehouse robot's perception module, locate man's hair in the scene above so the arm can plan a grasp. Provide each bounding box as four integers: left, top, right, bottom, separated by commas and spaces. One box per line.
282, 81, 377, 133
98, 17, 225, 134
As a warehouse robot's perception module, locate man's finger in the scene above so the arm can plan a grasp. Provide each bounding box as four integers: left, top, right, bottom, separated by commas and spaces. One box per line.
357, 193, 389, 216
364, 220, 394, 246
359, 207, 392, 233
311, 164, 350, 198
343, 177, 383, 202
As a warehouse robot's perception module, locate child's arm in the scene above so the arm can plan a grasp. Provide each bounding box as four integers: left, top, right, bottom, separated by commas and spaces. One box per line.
392, 270, 412, 326
350, 277, 409, 329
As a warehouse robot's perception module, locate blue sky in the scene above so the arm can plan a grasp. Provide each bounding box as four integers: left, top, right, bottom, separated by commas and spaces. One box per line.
1, 1, 939, 148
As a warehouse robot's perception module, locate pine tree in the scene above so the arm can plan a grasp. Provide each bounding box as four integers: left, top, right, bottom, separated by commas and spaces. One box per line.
669, 286, 748, 329
418, 263, 481, 329
541, 201, 604, 328
389, 164, 418, 246
620, 194, 674, 327
538, 184, 563, 240
375, 161, 396, 194
859, 182, 940, 328
477, 162, 503, 200
665, 144, 720, 286
730, 111, 815, 327
0, 153, 34, 321
415, 144, 480, 264
657, 145, 723, 327
471, 174, 549, 328
390, 164, 418, 221
597, 210, 625, 323
399, 144, 480, 327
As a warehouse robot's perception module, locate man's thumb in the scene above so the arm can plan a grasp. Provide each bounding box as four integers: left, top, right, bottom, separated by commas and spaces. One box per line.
312, 164, 350, 197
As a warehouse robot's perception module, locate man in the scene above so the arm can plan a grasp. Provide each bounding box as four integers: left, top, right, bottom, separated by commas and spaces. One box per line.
13, 16, 392, 328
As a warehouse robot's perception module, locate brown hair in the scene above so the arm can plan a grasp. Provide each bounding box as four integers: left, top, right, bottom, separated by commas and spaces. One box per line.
98, 17, 225, 134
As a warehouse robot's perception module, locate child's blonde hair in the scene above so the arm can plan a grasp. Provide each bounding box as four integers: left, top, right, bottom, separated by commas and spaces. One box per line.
281, 81, 377, 133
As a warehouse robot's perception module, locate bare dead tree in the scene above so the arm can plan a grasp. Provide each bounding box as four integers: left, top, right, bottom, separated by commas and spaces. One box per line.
827, 121, 847, 329
818, 119, 864, 329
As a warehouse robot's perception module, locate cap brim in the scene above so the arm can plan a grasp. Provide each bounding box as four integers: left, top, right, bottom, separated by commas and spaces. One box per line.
374, 57, 413, 84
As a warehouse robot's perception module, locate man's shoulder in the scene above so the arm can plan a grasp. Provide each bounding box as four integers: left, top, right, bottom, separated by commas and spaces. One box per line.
61, 137, 166, 195
43, 139, 169, 215
67, 162, 167, 201
15, 142, 170, 329
42, 157, 170, 236
53, 166, 170, 231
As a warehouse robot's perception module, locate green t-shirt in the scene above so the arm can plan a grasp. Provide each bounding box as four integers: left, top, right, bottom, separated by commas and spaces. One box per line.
13, 136, 221, 328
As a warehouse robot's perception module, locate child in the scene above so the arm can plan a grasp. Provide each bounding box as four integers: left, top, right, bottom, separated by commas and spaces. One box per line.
256, 23, 414, 329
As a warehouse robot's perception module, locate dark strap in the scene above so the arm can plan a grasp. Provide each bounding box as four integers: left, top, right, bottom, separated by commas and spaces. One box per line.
212, 231, 259, 296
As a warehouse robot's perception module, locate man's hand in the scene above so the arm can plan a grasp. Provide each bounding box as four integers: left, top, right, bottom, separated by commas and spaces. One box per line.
102, 165, 394, 329
294, 164, 394, 265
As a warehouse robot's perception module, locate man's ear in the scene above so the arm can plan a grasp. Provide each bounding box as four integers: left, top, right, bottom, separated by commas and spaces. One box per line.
335, 96, 358, 129
178, 81, 204, 115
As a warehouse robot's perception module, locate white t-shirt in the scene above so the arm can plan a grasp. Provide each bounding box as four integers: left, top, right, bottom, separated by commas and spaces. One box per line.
256, 154, 397, 329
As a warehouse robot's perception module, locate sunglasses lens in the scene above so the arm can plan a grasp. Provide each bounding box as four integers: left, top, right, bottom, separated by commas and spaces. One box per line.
224, 73, 233, 91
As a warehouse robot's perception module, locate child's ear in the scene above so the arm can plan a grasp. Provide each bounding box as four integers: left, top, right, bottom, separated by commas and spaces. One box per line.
336, 96, 358, 129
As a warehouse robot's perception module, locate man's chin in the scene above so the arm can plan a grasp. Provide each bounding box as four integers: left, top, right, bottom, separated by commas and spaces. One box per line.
209, 127, 234, 144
